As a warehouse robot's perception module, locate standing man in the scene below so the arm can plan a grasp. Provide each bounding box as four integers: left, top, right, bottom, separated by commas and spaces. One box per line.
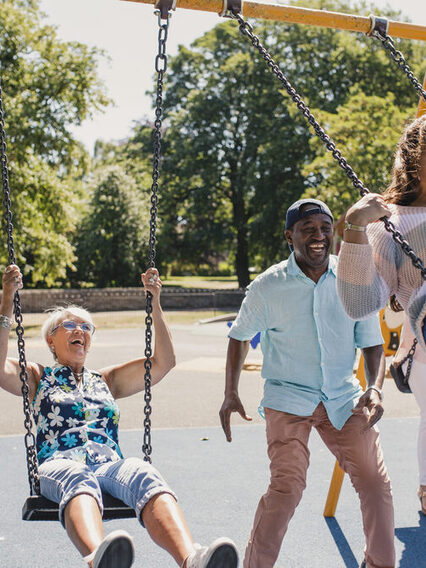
219, 199, 395, 568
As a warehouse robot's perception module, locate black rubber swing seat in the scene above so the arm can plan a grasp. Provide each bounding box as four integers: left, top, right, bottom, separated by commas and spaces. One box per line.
22, 493, 136, 521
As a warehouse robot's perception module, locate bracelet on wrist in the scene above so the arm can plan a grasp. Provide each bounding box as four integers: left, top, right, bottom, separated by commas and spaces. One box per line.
366, 385, 383, 401
344, 221, 367, 233
0, 314, 13, 329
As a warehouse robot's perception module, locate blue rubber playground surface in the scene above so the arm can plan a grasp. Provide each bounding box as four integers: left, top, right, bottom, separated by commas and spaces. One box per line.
1, 419, 425, 568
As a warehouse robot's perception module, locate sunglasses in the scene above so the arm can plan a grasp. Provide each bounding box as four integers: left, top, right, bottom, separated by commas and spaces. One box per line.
50, 320, 95, 335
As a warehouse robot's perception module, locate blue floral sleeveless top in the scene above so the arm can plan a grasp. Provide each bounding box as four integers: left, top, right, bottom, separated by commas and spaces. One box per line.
32, 364, 123, 466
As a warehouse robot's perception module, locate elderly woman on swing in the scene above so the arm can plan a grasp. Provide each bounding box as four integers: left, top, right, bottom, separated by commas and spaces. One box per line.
0, 264, 238, 568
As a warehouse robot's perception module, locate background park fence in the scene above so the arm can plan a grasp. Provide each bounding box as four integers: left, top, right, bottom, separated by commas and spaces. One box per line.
2, 288, 246, 313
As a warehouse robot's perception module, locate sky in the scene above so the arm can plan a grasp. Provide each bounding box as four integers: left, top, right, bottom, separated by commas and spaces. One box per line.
39, 0, 426, 153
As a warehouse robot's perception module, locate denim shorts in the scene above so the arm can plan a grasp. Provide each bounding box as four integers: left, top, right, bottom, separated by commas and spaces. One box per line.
39, 456, 177, 527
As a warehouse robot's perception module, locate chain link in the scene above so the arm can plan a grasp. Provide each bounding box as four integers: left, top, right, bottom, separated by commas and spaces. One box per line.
0, 80, 40, 495
233, 13, 426, 281
403, 337, 418, 379
142, 10, 171, 463
395, 335, 418, 386
373, 31, 426, 102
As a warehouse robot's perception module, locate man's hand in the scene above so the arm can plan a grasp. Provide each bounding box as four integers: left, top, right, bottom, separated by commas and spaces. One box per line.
219, 392, 252, 442
351, 388, 384, 432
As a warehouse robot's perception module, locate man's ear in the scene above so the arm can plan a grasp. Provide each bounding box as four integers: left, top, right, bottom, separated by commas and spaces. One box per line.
284, 229, 293, 247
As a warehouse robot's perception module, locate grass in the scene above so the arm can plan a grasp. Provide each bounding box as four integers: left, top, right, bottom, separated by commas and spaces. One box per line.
92, 309, 233, 327
162, 275, 240, 289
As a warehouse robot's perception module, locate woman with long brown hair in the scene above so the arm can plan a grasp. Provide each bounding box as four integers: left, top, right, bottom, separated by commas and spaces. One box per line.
336, 114, 426, 516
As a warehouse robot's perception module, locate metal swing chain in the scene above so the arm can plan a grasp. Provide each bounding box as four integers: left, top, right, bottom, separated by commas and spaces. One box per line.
0, 80, 40, 495
142, 9, 171, 463
232, 13, 426, 281
402, 337, 418, 380
373, 31, 426, 102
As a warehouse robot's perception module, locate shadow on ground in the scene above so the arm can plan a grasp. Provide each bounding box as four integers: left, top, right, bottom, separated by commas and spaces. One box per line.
395, 513, 426, 568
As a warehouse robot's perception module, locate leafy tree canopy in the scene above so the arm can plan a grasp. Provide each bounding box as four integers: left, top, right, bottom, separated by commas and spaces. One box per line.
0, 0, 109, 285
74, 165, 150, 288
128, 0, 425, 286
303, 89, 412, 217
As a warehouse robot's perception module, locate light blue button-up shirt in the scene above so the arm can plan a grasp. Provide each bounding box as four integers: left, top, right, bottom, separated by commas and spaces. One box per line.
229, 253, 383, 430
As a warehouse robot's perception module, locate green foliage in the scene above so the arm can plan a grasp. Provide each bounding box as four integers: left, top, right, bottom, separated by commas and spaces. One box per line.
302, 90, 412, 216
10, 151, 77, 286
128, 0, 425, 286
1, 0, 108, 166
0, 0, 109, 285
74, 166, 150, 287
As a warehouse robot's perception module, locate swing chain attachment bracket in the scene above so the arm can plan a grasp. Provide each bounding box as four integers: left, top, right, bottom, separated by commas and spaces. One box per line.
219, 0, 243, 19
367, 14, 389, 38
154, 2, 173, 74
155, 0, 176, 21
368, 14, 426, 102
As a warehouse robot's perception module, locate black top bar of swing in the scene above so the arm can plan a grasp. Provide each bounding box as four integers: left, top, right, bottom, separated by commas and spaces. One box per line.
125, 0, 426, 42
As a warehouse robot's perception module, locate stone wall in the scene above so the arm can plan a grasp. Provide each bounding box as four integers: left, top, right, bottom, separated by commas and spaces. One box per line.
6, 288, 246, 313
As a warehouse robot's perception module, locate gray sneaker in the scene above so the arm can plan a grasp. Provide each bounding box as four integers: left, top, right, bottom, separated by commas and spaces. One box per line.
185, 538, 239, 568
93, 529, 135, 568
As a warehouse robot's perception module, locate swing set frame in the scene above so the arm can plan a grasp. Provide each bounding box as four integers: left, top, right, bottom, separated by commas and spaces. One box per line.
124, 0, 426, 41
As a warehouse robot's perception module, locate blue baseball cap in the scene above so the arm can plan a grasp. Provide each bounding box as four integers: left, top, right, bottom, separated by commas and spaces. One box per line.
285, 198, 334, 230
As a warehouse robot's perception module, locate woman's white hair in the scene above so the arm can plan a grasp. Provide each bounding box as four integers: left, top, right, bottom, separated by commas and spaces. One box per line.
41, 305, 94, 349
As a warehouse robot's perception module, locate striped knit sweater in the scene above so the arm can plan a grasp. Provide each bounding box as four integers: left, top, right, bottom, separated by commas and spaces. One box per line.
336, 204, 426, 358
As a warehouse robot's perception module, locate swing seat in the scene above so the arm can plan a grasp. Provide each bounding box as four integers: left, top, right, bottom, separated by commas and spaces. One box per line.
22, 493, 136, 521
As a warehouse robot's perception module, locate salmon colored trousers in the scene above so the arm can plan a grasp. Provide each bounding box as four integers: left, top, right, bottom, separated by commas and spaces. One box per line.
243, 404, 395, 568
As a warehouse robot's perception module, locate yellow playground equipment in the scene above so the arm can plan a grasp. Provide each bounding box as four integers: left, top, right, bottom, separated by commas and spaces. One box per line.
323, 307, 404, 517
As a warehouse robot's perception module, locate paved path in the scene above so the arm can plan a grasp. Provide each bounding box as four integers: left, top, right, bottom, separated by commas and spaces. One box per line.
0, 320, 424, 567
1, 422, 425, 567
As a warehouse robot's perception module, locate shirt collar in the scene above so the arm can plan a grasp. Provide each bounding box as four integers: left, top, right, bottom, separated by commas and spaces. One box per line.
52, 363, 88, 378
286, 252, 337, 277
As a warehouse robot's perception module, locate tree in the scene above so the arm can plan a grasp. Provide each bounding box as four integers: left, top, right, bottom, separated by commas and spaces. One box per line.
0, 0, 109, 285
130, 0, 425, 287
75, 166, 150, 287
302, 89, 412, 217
